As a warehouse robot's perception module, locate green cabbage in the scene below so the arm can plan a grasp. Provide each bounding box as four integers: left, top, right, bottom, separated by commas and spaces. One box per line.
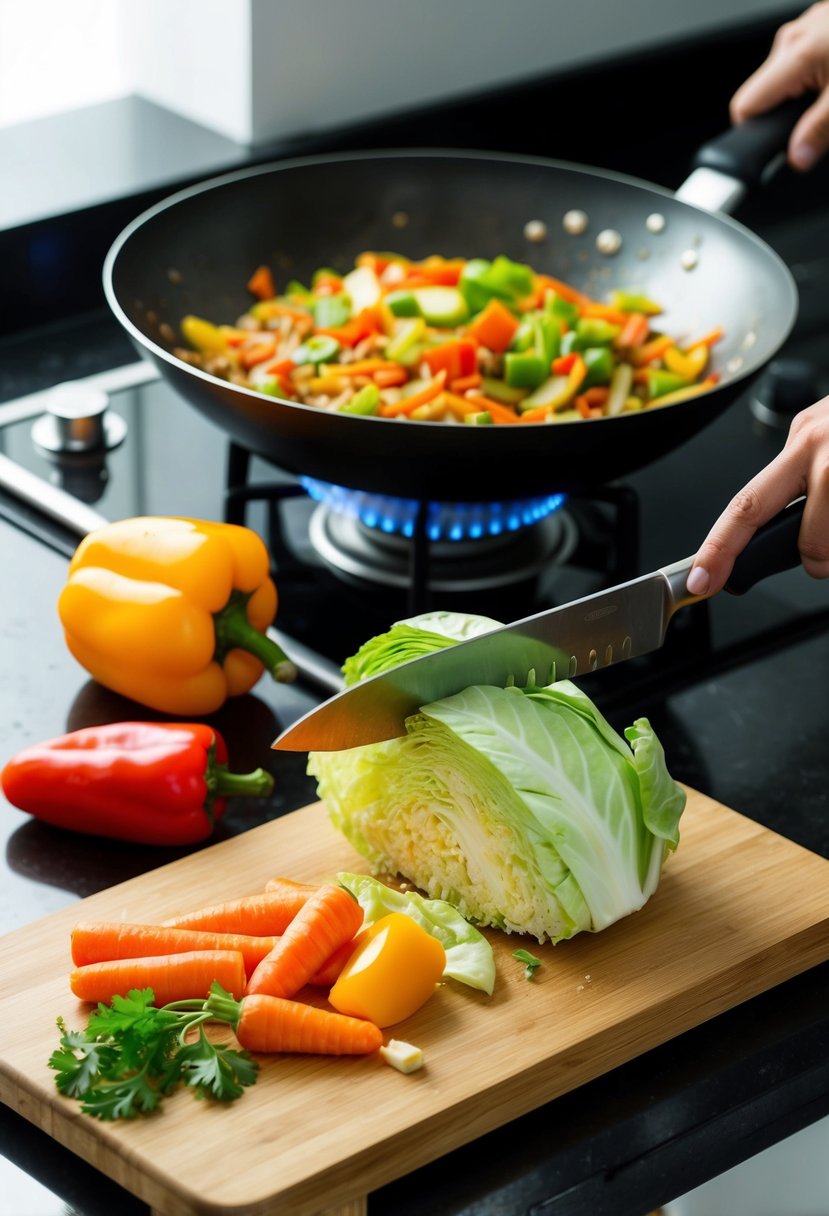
309, 613, 686, 944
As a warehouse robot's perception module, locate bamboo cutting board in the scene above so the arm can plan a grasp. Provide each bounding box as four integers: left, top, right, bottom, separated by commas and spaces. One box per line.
2, 789, 829, 1216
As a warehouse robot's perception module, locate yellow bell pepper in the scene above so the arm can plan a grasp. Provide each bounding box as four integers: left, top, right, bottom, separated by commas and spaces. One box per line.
328, 912, 446, 1028
57, 517, 297, 715
663, 342, 709, 381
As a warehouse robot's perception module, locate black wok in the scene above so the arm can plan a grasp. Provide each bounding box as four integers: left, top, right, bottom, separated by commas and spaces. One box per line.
103, 112, 799, 503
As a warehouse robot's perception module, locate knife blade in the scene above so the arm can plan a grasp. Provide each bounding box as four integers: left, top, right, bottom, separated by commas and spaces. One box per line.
273, 498, 805, 752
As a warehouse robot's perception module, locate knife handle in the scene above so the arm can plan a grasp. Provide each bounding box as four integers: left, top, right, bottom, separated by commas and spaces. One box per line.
724, 498, 805, 595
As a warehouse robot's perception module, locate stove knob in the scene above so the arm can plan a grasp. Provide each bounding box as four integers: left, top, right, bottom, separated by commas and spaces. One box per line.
31, 381, 127, 455
750, 358, 819, 432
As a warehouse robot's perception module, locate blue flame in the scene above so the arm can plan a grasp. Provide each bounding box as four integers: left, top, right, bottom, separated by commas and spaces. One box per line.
301, 478, 566, 541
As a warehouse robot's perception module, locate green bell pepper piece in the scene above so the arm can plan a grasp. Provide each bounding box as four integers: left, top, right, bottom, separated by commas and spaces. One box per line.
459, 256, 535, 312
581, 347, 615, 388
384, 290, 423, 318
644, 369, 692, 398
504, 351, 549, 389
574, 317, 621, 347
543, 290, 579, 328
463, 410, 493, 425
610, 288, 663, 316
533, 313, 561, 367
340, 383, 381, 415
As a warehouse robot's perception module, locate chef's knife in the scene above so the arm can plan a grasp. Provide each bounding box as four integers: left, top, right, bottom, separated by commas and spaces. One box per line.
273, 498, 805, 752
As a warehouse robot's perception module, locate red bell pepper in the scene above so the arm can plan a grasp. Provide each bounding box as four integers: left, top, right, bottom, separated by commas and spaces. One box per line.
0, 722, 274, 846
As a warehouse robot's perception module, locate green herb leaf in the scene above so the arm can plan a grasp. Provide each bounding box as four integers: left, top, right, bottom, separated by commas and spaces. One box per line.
512, 948, 542, 980
49, 986, 258, 1121
177, 1028, 259, 1102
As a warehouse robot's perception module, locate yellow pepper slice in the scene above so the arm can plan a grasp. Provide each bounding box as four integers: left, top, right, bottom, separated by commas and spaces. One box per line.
58, 517, 296, 715
328, 912, 446, 1028
663, 343, 709, 381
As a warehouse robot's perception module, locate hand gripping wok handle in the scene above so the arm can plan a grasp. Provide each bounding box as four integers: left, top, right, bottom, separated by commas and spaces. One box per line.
691, 96, 813, 189
660, 497, 806, 619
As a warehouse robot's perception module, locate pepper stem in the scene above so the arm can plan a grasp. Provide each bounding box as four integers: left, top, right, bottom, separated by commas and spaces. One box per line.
209, 763, 275, 800
213, 591, 298, 683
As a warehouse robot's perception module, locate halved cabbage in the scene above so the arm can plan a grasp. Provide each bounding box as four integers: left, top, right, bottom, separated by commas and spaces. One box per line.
310, 613, 685, 943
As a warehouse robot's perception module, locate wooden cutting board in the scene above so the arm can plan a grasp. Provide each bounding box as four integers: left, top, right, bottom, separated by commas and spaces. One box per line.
2, 788, 829, 1216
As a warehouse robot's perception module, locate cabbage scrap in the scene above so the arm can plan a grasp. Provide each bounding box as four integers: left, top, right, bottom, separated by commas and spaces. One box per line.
310, 613, 686, 944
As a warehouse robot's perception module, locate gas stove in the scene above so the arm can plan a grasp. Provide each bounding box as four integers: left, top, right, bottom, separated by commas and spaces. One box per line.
2, 341, 827, 720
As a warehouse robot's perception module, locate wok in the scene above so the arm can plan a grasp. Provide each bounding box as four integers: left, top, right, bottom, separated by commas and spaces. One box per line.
103, 110, 800, 503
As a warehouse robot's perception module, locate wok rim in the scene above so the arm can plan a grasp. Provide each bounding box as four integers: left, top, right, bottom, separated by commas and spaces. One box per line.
102, 146, 799, 433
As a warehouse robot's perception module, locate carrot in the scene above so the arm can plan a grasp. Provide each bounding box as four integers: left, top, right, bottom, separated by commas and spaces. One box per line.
464, 393, 521, 424
329, 358, 399, 378
616, 312, 650, 349
518, 405, 551, 423
316, 308, 381, 348
70, 921, 279, 979
264, 876, 320, 896
582, 386, 609, 407
247, 264, 275, 300
578, 302, 630, 325
230, 993, 382, 1055
422, 339, 477, 382
632, 334, 674, 366
70, 950, 246, 1004
449, 372, 483, 393
534, 274, 593, 307
308, 936, 361, 987
465, 297, 520, 353
238, 337, 277, 369
687, 326, 725, 349
373, 366, 409, 388
380, 370, 447, 418
246, 884, 364, 999
162, 889, 312, 935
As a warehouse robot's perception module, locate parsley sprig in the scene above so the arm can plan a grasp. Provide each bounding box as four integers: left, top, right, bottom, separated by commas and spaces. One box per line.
49, 985, 258, 1120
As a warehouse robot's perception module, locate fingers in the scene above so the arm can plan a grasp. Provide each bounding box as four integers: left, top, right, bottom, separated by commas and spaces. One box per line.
789, 87, 829, 169
729, 2, 829, 170
687, 395, 829, 596
798, 459, 829, 578
686, 461, 803, 598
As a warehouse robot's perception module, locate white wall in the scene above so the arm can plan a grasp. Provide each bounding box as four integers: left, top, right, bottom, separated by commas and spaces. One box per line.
0, 0, 804, 141
126, 0, 803, 145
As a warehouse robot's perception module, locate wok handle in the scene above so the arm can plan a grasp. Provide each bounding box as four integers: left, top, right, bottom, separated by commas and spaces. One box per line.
724, 497, 805, 595
691, 96, 813, 189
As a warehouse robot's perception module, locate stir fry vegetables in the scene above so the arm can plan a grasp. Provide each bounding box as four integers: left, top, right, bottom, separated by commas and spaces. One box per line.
175, 252, 724, 425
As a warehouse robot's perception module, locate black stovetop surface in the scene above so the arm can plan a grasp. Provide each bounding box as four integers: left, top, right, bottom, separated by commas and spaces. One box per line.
2, 13, 829, 1216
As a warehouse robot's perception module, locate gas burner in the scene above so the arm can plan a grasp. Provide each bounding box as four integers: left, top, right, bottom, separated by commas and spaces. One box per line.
300, 478, 568, 541
308, 501, 578, 592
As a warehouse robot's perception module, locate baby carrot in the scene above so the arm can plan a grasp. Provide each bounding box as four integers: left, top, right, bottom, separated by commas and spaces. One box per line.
70, 921, 279, 979
308, 936, 362, 987
264, 876, 320, 897
70, 950, 246, 1005
162, 889, 311, 935
246, 884, 364, 999
208, 989, 383, 1055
